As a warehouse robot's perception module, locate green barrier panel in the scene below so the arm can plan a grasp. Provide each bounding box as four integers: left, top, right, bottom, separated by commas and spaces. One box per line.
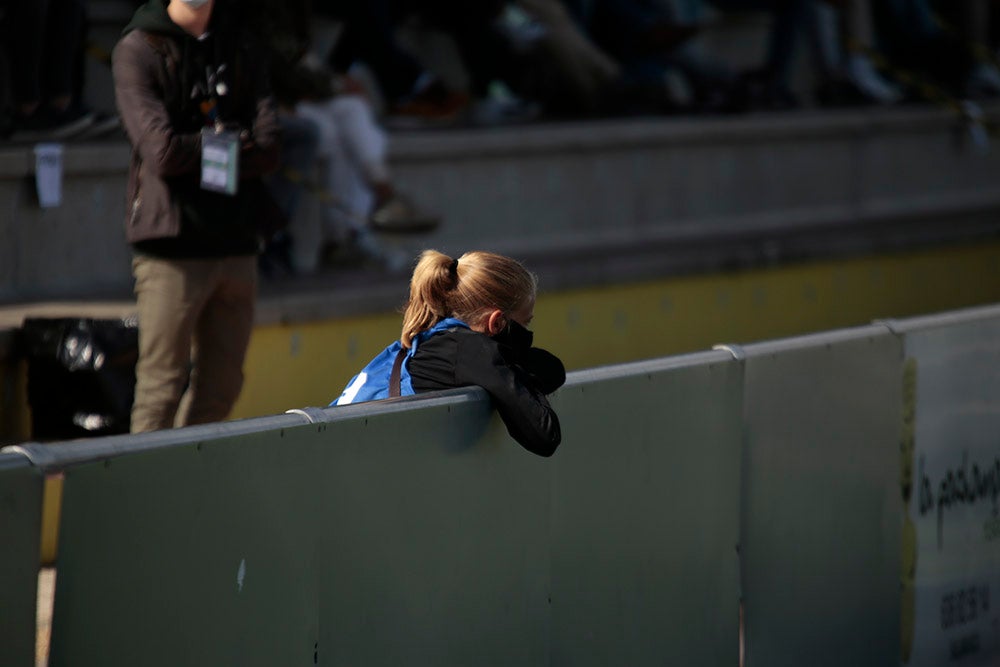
48, 395, 552, 666
30, 306, 1000, 665
0, 453, 43, 667
740, 327, 903, 667
315, 395, 552, 666
50, 428, 322, 666
45, 351, 744, 666
549, 352, 743, 666
888, 305, 1000, 667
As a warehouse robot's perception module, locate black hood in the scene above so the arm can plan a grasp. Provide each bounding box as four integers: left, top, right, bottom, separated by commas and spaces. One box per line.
122, 0, 189, 37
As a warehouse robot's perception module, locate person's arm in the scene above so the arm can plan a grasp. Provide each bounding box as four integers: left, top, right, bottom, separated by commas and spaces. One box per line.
112, 33, 202, 177
498, 345, 566, 395
492, 322, 566, 394
455, 334, 562, 457
237, 54, 281, 178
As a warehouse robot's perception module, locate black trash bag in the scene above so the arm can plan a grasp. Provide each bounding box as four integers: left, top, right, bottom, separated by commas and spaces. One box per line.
20, 316, 139, 440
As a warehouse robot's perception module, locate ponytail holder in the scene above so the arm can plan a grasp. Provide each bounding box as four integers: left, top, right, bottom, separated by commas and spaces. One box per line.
449, 259, 459, 276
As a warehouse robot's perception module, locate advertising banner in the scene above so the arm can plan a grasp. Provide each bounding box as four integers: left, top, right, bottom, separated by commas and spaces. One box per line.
901, 312, 1000, 667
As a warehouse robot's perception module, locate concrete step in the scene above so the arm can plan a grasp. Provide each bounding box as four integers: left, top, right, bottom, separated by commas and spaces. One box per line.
2, 104, 999, 308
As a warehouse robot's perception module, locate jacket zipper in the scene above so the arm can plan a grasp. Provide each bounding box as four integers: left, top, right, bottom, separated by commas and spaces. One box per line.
129, 195, 141, 227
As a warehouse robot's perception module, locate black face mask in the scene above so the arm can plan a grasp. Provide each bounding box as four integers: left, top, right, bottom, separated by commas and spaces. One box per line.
493, 319, 534, 351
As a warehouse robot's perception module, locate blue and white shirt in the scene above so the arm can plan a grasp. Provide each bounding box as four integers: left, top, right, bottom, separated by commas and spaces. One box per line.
332, 318, 470, 405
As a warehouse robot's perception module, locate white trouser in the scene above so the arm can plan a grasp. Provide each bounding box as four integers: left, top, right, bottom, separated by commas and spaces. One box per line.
297, 95, 389, 242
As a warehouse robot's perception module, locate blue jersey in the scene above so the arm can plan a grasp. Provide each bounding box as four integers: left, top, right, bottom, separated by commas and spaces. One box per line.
332, 318, 470, 405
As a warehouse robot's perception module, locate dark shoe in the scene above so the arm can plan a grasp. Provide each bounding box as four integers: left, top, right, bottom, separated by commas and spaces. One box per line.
964, 63, 1000, 100
468, 81, 542, 127
815, 78, 869, 108
386, 80, 470, 129
730, 69, 799, 112
636, 21, 700, 55
843, 55, 902, 105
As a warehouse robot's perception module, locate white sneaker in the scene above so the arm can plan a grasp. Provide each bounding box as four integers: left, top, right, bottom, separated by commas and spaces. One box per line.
965, 63, 1000, 98
845, 54, 902, 105
469, 81, 541, 126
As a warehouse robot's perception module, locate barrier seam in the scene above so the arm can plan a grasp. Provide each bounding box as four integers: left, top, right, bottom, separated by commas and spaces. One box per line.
0, 444, 46, 467
872, 318, 903, 336
285, 407, 332, 424
712, 343, 747, 361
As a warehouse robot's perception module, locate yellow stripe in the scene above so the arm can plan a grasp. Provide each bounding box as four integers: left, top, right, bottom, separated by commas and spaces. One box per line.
232, 241, 1000, 419
40, 474, 63, 565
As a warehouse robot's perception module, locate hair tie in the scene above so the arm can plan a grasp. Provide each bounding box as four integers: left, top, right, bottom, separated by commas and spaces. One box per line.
449, 258, 459, 276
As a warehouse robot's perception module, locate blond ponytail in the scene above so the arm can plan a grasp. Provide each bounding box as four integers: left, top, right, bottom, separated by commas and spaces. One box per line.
400, 249, 537, 348
400, 250, 458, 348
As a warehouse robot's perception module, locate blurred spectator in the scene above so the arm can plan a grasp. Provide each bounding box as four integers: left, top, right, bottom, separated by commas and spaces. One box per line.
560, 0, 862, 112
246, 0, 440, 274
931, 0, 1000, 98
315, 0, 466, 123
2, 0, 94, 141
112, 0, 281, 432
869, 0, 972, 98
665, 0, 903, 109
809, 0, 902, 105
317, 0, 541, 126
561, 0, 703, 112
511, 0, 623, 116
259, 112, 321, 277
298, 88, 439, 271
684, 0, 816, 110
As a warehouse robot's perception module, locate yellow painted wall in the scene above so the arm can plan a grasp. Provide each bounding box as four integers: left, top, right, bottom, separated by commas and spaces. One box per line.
231, 241, 1000, 420
6, 242, 999, 436
0, 358, 29, 446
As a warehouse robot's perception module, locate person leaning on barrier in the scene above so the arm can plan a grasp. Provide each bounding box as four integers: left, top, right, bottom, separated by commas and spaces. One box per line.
333, 250, 565, 457
112, 0, 280, 432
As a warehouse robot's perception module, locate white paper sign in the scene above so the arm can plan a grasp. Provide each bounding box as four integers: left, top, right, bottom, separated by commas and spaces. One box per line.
34, 143, 64, 208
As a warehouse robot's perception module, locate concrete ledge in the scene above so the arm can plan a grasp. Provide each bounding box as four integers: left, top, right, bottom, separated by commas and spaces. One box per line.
0, 105, 982, 175
0, 142, 130, 179
2, 104, 999, 316
387, 107, 974, 161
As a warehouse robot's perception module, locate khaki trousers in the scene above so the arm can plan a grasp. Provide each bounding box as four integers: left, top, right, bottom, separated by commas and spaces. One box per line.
130, 255, 257, 433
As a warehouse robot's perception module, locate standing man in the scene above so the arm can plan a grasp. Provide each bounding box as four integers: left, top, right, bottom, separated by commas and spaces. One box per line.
112, 0, 281, 432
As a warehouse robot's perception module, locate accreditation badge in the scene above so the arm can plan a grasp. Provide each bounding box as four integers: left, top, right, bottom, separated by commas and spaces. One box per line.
200, 127, 239, 195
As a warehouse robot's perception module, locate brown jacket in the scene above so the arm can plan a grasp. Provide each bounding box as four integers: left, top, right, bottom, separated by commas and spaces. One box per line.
112, 5, 280, 257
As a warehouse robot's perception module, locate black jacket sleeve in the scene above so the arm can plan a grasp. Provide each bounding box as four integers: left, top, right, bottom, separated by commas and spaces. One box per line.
453, 334, 561, 457
497, 345, 566, 395
409, 330, 562, 457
